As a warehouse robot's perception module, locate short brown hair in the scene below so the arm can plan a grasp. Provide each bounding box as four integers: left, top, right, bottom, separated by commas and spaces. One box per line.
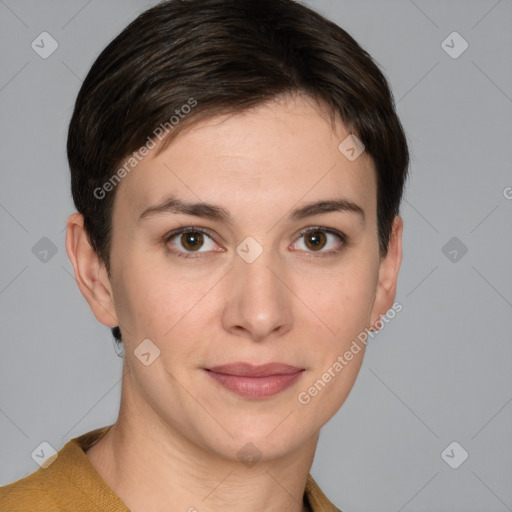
67, 0, 409, 342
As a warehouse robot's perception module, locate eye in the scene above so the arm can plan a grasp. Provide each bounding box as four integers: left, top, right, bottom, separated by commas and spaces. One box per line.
164, 226, 347, 259
290, 227, 346, 256
164, 227, 220, 258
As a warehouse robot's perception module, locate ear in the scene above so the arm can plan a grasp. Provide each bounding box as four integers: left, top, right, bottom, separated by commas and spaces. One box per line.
65, 212, 119, 328
369, 215, 403, 329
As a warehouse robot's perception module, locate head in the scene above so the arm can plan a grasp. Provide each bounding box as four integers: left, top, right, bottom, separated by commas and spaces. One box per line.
66, 0, 408, 462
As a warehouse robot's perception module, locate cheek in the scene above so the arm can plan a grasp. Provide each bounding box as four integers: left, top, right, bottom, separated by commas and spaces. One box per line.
308, 257, 379, 340
111, 254, 216, 347
295, 263, 377, 418
110, 256, 172, 341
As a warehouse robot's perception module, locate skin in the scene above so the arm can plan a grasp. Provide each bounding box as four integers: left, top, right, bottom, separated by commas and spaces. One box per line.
66, 93, 403, 512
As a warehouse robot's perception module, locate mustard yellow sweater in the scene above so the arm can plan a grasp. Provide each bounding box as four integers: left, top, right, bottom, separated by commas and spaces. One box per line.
0, 425, 341, 511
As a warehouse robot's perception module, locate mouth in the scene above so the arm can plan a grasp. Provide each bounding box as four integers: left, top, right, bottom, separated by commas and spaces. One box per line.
204, 362, 305, 399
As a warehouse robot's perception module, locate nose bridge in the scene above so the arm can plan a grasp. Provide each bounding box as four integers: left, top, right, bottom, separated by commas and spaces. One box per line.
238, 243, 279, 296
222, 237, 293, 340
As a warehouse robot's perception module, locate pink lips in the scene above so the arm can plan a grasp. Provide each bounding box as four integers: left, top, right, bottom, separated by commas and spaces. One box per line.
205, 363, 304, 399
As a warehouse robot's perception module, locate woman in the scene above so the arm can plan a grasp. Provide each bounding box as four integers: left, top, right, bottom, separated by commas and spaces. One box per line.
0, 0, 408, 510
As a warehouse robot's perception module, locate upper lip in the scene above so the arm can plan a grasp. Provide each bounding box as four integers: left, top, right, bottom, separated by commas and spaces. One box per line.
206, 363, 304, 377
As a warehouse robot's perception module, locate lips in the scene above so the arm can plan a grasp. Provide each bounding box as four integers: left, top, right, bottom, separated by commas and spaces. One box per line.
205, 362, 304, 398
206, 362, 303, 377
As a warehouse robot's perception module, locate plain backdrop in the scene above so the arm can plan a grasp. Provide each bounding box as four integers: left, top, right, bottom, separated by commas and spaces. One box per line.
1, 1, 511, 511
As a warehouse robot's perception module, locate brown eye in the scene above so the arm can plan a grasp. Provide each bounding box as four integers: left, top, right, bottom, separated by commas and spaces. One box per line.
292, 227, 346, 256
165, 227, 218, 257
304, 230, 327, 251
180, 231, 204, 251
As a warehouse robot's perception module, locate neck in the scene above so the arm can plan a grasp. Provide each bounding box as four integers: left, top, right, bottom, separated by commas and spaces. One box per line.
85, 371, 318, 512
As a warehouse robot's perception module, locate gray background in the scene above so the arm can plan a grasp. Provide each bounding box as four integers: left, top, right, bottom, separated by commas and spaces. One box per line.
1, 1, 511, 511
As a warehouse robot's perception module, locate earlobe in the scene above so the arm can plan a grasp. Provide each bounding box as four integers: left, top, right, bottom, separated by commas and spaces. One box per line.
65, 212, 119, 328
369, 216, 403, 329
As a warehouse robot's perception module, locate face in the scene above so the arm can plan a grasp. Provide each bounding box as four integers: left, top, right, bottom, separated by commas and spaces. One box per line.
68, 93, 402, 462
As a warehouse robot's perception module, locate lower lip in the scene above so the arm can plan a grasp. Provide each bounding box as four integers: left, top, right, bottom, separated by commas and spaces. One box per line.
205, 370, 303, 399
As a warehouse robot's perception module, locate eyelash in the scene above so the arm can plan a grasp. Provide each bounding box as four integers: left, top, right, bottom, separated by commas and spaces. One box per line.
163, 226, 347, 259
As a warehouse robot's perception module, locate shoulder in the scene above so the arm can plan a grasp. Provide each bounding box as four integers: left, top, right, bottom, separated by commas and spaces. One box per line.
1, 425, 116, 512
0, 469, 62, 511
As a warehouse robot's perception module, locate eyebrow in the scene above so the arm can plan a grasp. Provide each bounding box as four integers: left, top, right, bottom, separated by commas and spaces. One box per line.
138, 195, 365, 224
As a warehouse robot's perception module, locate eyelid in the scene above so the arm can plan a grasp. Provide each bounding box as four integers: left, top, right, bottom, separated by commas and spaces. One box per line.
296, 225, 347, 244
164, 226, 217, 242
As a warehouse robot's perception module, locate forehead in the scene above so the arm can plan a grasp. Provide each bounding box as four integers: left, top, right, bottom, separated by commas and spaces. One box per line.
116, 94, 376, 222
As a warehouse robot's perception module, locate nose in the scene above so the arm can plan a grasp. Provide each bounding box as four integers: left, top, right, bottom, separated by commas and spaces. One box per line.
221, 246, 293, 342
